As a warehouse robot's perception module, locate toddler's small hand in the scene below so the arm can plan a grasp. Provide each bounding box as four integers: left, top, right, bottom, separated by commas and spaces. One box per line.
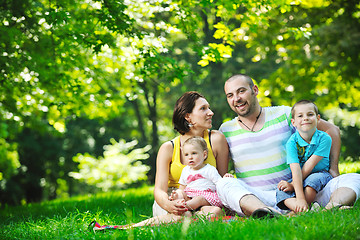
223, 173, 234, 178
169, 190, 177, 201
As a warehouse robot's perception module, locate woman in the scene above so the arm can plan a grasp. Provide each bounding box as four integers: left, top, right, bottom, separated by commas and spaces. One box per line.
152, 91, 229, 218
90, 92, 230, 230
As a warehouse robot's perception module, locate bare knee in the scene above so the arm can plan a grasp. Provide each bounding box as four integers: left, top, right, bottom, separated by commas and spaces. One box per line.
199, 206, 223, 217
211, 206, 224, 216
304, 186, 317, 204
240, 194, 267, 216
328, 187, 356, 206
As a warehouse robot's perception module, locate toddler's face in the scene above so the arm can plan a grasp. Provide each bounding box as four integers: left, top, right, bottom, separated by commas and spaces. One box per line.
183, 143, 207, 170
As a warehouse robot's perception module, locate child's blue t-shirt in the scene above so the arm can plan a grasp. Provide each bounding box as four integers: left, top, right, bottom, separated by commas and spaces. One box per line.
286, 129, 332, 172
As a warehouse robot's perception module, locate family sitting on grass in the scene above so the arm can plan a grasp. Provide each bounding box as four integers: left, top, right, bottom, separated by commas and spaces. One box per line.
91, 74, 360, 231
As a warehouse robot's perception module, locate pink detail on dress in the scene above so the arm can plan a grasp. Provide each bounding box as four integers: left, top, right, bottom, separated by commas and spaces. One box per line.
186, 174, 206, 184
184, 188, 223, 207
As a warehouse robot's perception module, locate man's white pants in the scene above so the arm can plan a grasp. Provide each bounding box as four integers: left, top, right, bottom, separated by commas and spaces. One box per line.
217, 173, 360, 215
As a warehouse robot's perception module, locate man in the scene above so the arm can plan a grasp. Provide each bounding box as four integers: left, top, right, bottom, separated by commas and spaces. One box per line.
216, 74, 360, 217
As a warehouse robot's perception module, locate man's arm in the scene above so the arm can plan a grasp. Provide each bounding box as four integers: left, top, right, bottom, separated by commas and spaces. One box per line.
317, 119, 341, 177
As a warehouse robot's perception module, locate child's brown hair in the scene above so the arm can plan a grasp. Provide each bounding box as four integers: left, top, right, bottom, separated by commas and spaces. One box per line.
291, 100, 319, 118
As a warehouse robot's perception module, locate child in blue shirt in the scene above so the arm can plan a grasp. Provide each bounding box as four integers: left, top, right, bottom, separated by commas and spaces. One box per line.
276, 100, 333, 213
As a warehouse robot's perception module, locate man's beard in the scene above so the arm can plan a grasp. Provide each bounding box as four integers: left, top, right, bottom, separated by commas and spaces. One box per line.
237, 92, 256, 117
237, 102, 251, 117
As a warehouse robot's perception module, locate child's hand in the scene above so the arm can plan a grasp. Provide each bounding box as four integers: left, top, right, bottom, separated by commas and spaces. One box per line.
223, 173, 234, 178
294, 198, 309, 213
175, 199, 186, 205
277, 180, 294, 192
169, 190, 177, 201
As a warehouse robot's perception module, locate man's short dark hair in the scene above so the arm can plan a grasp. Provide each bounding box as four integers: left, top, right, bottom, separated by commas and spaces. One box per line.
226, 74, 255, 88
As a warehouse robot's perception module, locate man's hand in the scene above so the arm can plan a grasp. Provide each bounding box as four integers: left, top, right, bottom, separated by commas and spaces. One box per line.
329, 168, 340, 178
277, 180, 294, 192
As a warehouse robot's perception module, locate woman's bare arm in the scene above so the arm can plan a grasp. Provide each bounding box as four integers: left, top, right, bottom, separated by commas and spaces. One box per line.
210, 130, 230, 177
153, 141, 187, 215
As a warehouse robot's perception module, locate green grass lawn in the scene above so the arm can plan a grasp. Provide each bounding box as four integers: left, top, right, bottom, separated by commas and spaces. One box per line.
1, 185, 359, 240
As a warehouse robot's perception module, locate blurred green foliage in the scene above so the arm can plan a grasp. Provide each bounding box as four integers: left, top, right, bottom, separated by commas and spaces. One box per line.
69, 139, 150, 191
339, 161, 360, 174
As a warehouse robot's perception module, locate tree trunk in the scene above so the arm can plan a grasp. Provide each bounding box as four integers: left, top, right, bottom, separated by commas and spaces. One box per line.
139, 81, 158, 183
128, 97, 148, 144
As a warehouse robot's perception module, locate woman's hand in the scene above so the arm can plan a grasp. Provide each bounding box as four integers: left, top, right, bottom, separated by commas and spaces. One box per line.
166, 199, 188, 215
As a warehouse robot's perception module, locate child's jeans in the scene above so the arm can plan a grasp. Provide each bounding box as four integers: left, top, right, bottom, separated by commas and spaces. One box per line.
276, 171, 333, 210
